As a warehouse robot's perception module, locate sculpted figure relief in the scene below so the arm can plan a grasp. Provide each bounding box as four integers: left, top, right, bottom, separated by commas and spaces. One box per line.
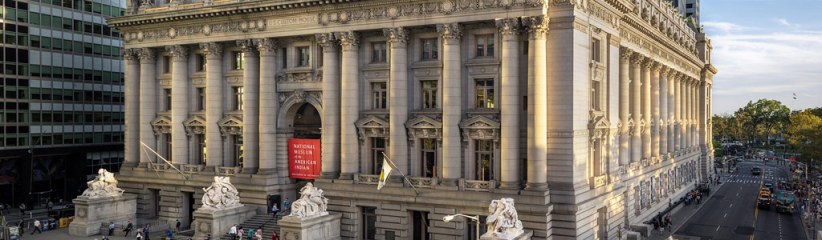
483, 198, 524, 239
80, 168, 125, 198
201, 176, 242, 210
288, 182, 329, 219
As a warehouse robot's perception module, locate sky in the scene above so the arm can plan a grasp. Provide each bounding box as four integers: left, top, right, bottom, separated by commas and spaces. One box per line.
700, 0, 822, 114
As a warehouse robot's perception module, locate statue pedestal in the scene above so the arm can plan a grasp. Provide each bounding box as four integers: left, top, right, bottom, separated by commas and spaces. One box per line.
192, 205, 256, 239
278, 213, 341, 240
480, 230, 534, 240
69, 194, 137, 237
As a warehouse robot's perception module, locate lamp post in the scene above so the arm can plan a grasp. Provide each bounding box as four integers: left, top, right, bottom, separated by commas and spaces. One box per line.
443, 213, 481, 240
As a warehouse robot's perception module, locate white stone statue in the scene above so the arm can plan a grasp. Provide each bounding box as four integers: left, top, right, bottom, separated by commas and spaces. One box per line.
483, 198, 524, 239
201, 176, 242, 210
288, 183, 328, 219
80, 168, 124, 198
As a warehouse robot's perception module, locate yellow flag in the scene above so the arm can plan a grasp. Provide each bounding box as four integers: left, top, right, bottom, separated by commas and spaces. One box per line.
377, 159, 393, 190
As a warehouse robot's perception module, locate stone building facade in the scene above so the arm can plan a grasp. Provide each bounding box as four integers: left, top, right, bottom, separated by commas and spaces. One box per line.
110, 0, 716, 239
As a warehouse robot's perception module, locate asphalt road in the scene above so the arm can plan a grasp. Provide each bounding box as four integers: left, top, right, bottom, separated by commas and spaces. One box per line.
674, 160, 806, 240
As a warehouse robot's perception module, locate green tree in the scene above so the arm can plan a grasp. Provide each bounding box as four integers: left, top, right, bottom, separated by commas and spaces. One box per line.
734, 99, 790, 144
787, 110, 822, 163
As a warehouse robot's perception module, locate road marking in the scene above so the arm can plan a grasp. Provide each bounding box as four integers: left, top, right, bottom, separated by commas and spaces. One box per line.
724, 213, 728, 218
730, 204, 733, 208
716, 225, 721, 232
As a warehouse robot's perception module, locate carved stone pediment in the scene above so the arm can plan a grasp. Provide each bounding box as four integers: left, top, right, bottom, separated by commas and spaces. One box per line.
405, 115, 443, 140
151, 116, 172, 135
588, 113, 610, 129
278, 68, 322, 83
183, 115, 206, 136
218, 115, 243, 137
355, 115, 389, 140
459, 115, 500, 141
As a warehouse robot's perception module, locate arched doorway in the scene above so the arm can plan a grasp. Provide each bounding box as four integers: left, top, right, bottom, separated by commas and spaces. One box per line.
292, 103, 321, 139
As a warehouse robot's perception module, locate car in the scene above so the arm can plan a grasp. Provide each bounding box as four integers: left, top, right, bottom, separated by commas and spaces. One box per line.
752, 167, 762, 175
764, 182, 774, 192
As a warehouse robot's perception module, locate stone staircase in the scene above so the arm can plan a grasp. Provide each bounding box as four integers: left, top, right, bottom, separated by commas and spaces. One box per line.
218, 213, 283, 240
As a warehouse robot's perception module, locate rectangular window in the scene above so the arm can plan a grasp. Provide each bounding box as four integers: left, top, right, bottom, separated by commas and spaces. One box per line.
475, 140, 494, 181
421, 38, 438, 60
297, 47, 310, 67
163, 133, 172, 160
591, 38, 601, 63
420, 138, 437, 178
162, 56, 171, 73
362, 207, 377, 240
196, 87, 206, 111
195, 54, 206, 72
233, 135, 244, 167
233, 87, 244, 111
421, 80, 437, 109
371, 138, 386, 174
371, 42, 387, 63
164, 88, 172, 111
194, 134, 206, 165
232, 51, 244, 70
411, 211, 430, 240
591, 79, 601, 111
476, 34, 495, 57
371, 82, 387, 109
475, 79, 495, 108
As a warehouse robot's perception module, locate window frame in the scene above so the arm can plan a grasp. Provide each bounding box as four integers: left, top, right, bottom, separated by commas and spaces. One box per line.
371, 82, 388, 110
475, 34, 495, 58
474, 139, 494, 181
421, 80, 438, 109
296, 46, 311, 67
420, 38, 438, 61
474, 78, 495, 109
371, 42, 387, 63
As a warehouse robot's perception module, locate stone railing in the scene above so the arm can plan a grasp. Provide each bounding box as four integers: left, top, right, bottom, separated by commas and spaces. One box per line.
461, 179, 496, 192
407, 177, 437, 188
355, 174, 379, 185
147, 162, 168, 171
181, 164, 204, 174
593, 175, 608, 189
217, 166, 241, 176
630, 162, 640, 172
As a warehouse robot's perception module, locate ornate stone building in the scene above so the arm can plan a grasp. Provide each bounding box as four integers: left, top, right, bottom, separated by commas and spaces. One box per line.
110, 0, 716, 239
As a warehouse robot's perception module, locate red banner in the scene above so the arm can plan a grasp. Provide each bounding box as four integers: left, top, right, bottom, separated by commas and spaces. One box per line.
288, 138, 322, 179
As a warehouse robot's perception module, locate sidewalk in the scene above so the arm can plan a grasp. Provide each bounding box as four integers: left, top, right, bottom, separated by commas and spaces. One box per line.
8, 227, 186, 240
646, 174, 728, 240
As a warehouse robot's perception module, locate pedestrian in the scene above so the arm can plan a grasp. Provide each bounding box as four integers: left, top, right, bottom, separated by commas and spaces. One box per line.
109, 221, 116, 236
176, 219, 181, 232
271, 204, 279, 217
229, 224, 238, 240
282, 198, 290, 213
255, 228, 263, 240
136, 231, 144, 240
238, 227, 245, 240
31, 219, 42, 234
144, 224, 152, 240
271, 231, 279, 240
58, 198, 64, 206
47, 200, 54, 212
19, 203, 26, 215
166, 227, 174, 240
246, 227, 254, 240
665, 215, 672, 231
125, 221, 134, 237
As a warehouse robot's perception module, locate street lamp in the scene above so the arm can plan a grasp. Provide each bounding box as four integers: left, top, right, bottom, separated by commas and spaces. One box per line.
443, 213, 481, 240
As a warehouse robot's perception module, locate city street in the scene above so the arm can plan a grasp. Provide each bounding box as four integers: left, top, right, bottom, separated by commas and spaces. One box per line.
674, 160, 806, 240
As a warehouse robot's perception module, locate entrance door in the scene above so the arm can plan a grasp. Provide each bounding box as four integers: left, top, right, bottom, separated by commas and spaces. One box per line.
181, 192, 194, 230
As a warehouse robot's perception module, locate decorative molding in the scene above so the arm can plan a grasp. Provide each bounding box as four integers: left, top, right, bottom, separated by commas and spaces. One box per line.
522, 16, 548, 40
316, 33, 337, 50
199, 42, 223, 58
124, 48, 140, 61
316, 0, 542, 26
166, 45, 188, 62
183, 115, 206, 137
150, 115, 172, 136
355, 115, 389, 140
459, 115, 500, 141
495, 17, 521, 39
237, 39, 258, 56
254, 38, 278, 56
138, 48, 156, 63
405, 115, 443, 141
437, 23, 462, 44
336, 31, 359, 51
384, 27, 408, 48
218, 115, 243, 137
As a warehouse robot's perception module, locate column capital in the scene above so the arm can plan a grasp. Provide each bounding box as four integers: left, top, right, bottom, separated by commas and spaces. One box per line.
236, 39, 259, 57
165, 45, 189, 62
316, 33, 338, 52
630, 53, 645, 65
199, 42, 223, 59
254, 38, 278, 56
384, 27, 408, 48
619, 47, 634, 61
137, 48, 156, 63
640, 57, 654, 69
660, 65, 671, 75
437, 23, 463, 44
523, 16, 548, 40
649, 60, 662, 72
336, 31, 359, 52
495, 18, 521, 40
124, 48, 140, 62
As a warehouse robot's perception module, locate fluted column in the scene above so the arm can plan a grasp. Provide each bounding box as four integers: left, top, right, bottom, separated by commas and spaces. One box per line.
641, 59, 652, 160
239, 40, 260, 173
651, 62, 660, 160
385, 28, 409, 176
674, 74, 682, 152
497, 18, 520, 189
167, 45, 189, 165
630, 54, 642, 163
687, 80, 693, 149
667, 72, 675, 154
524, 16, 548, 189
317, 33, 341, 179
618, 48, 632, 166
200, 42, 224, 169
437, 24, 462, 184
256, 38, 278, 174
338, 31, 360, 179
123, 49, 140, 166
138, 48, 157, 165
692, 81, 698, 148
659, 68, 669, 157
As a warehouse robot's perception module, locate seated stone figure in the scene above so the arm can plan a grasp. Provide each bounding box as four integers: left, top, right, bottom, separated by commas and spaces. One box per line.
484, 198, 524, 239
288, 183, 328, 219
201, 176, 242, 210
80, 168, 125, 198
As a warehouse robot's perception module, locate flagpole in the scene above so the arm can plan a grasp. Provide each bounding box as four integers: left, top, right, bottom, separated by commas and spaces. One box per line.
141, 141, 189, 179
381, 152, 421, 195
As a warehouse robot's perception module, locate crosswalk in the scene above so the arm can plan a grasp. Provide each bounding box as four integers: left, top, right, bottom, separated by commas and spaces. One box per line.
724, 175, 789, 184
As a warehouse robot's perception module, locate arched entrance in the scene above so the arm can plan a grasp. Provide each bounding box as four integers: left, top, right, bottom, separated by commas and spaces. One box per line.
292, 103, 321, 139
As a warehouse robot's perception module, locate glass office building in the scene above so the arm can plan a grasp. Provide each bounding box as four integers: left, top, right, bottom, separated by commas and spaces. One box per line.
1, 0, 124, 207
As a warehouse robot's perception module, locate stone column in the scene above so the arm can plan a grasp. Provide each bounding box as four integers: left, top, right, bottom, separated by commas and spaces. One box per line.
384, 28, 409, 176
239, 40, 260, 173
524, 16, 548, 189
659, 68, 669, 157
687, 80, 693, 149
497, 18, 520, 189
692, 81, 698, 148
650, 62, 660, 160
317, 33, 341, 179
338, 31, 360, 179
641, 59, 651, 161
256, 38, 278, 174
675, 74, 682, 152
138, 48, 157, 165
167, 45, 189, 165
667, 72, 675, 154
630, 54, 642, 163
200, 42, 224, 169
618, 48, 632, 166
124, 49, 141, 166
438, 24, 461, 184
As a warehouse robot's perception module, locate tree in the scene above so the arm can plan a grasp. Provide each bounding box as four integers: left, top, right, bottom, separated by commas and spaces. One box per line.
734, 99, 790, 145
787, 110, 822, 163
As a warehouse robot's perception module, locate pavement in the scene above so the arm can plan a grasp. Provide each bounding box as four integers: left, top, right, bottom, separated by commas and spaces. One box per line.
645, 172, 728, 240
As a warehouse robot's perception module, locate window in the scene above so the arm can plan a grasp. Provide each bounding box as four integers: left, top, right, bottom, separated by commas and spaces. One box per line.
591, 138, 604, 178
362, 207, 377, 240
371, 82, 387, 109
421, 80, 437, 109
686, 3, 693, 8
233, 135, 244, 167
371, 42, 387, 63
163, 133, 172, 160
195, 54, 206, 72
194, 134, 206, 165
420, 138, 437, 178
411, 211, 430, 240
421, 38, 438, 60
164, 88, 172, 111
297, 47, 310, 66
162, 56, 171, 73
591, 38, 601, 63
232, 51, 244, 70
591, 79, 601, 111
475, 140, 494, 181
195, 87, 205, 111
476, 34, 495, 57
371, 138, 386, 174
233, 87, 244, 111
475, 79, 495, 108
